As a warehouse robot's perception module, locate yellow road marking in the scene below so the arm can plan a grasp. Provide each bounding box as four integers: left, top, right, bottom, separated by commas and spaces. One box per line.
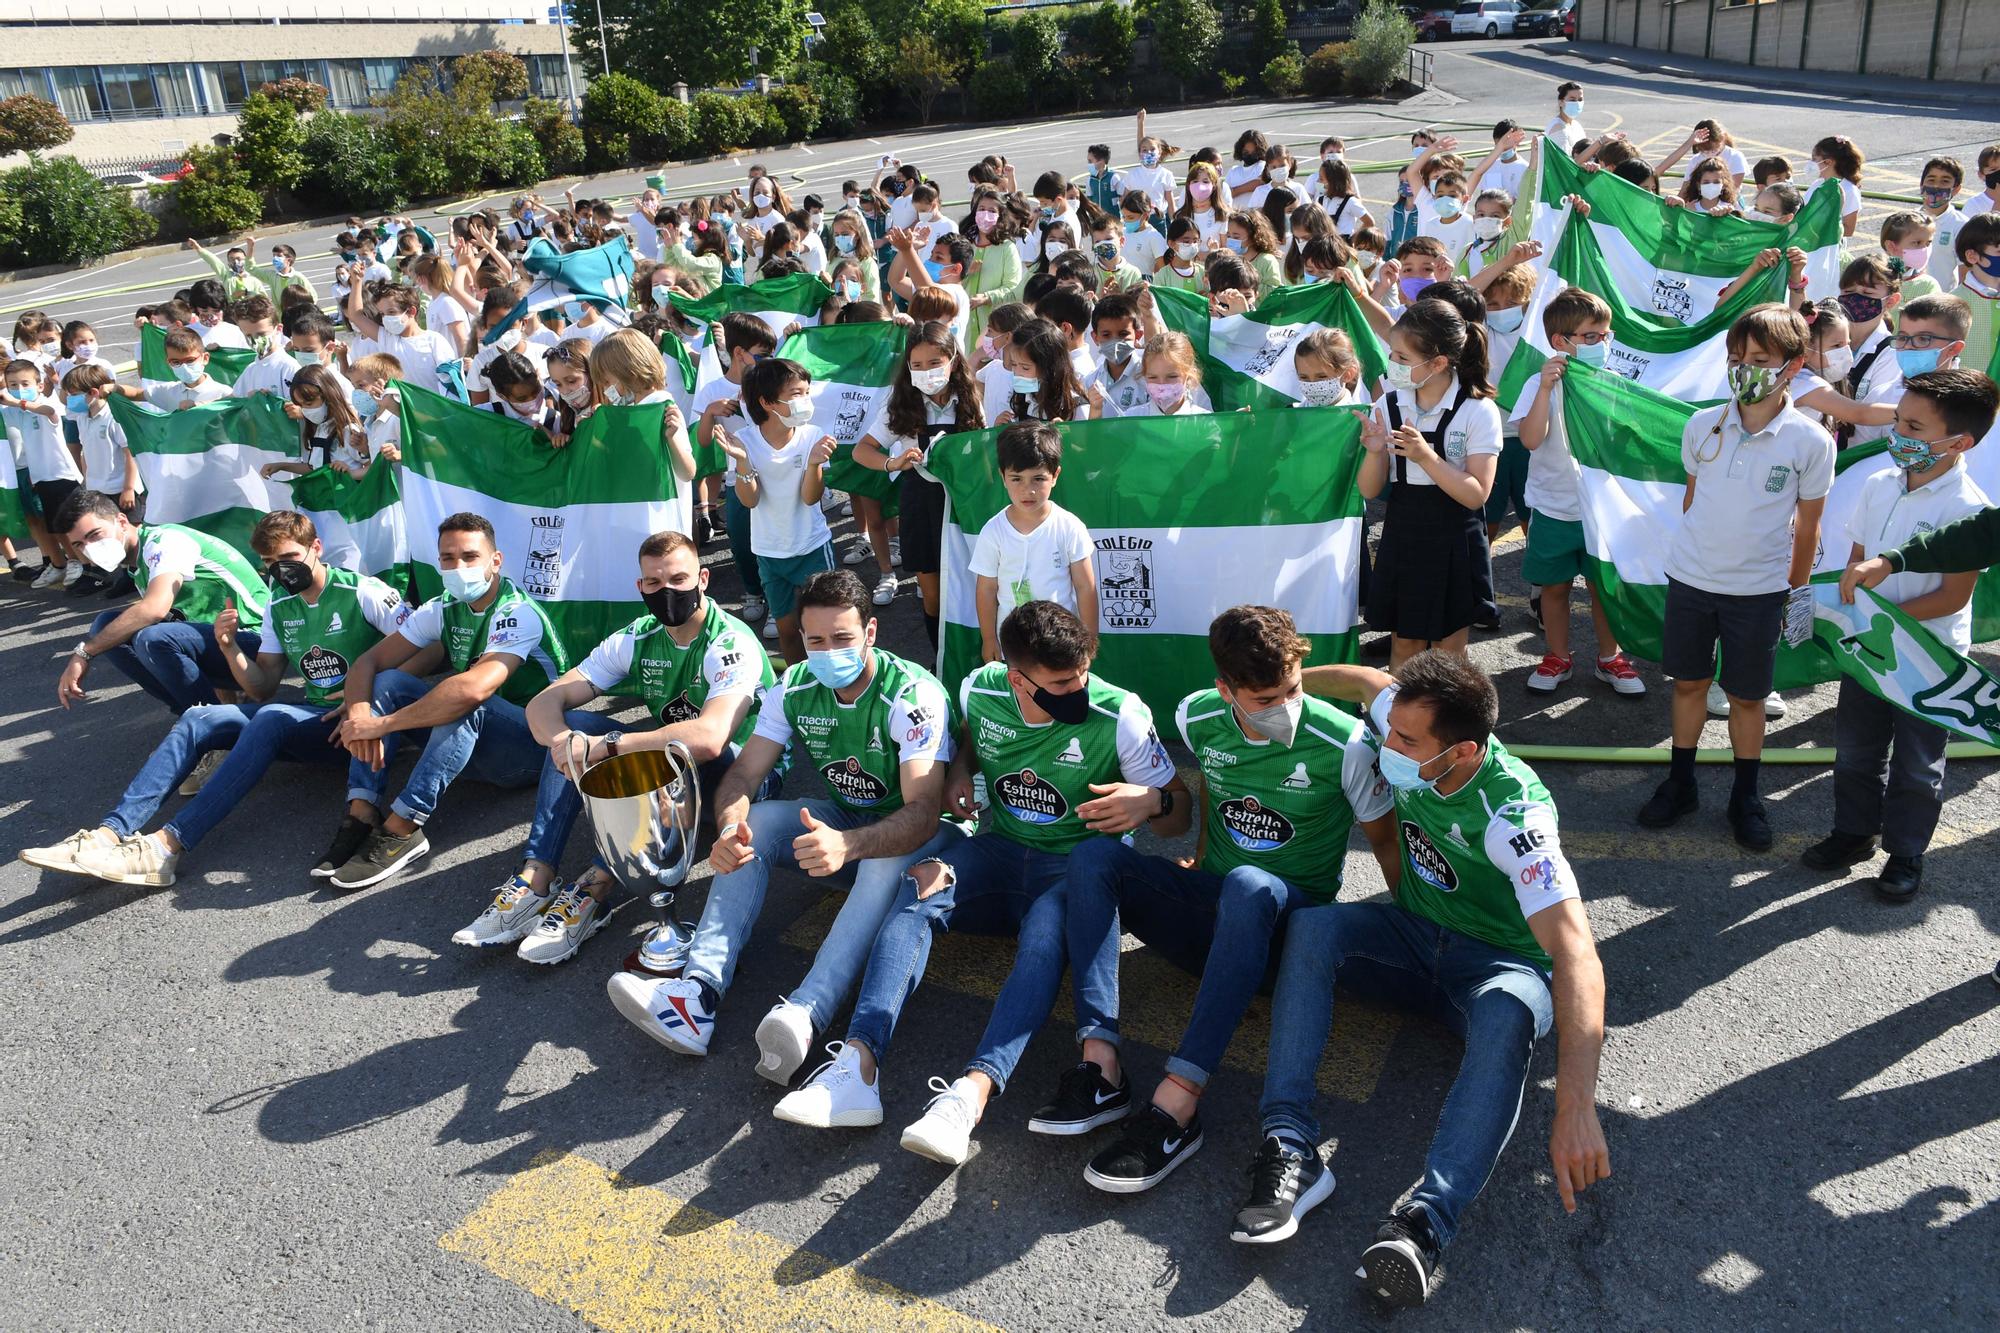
778, 890, 1402, 1103
441, 1151, 998, 1333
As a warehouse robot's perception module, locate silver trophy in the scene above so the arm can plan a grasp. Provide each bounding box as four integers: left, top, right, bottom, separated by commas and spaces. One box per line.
568, 735, 703, 977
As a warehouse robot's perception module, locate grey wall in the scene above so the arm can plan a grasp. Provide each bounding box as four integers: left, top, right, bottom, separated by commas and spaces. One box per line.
1579, 0, 2000, 83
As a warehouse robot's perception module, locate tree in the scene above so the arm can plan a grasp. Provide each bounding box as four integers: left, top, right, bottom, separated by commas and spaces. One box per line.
377, 65, 511, 199
254, 78, 327, 112
235, 92, 306, 201
451, 50, 529, 101
893, 35, 956, 125
524, 98, 587, 176
0, 96, 74, 156
571, 0, 811, 93
172, 145, 264, 235
581, 71, 667, 167
1007, 10, 1063, 108
1250, 0, 1290, 69
298, 111, 404, 213
1340, 0, 1415, 96
0, 155, 147, 267
1068, 2, 1137, 95
1147, 0, 1221, 102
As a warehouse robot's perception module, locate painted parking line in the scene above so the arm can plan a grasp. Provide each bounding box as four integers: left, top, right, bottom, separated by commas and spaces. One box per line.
778, 888, 1403, 1104
441, 1150, 999, 1333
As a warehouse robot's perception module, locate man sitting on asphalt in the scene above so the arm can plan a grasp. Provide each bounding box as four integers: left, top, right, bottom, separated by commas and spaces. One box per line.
321, 512, 570, 889
20, 510, 406, 887
51, 489, 270, 744
606, 569, 963, 1082
1258, 650, 1609, 1309
452, 529, 778, 967
1043, 605, 1398, 1208
774, 600, 1190, 1169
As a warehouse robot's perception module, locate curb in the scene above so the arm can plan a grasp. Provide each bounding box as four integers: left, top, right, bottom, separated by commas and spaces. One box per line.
1535, 41, 2000, 111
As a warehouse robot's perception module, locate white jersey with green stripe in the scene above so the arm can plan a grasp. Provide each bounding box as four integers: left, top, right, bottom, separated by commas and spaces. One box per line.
751, 650, 955, 817
264, 566, 410, 707
1176, 689, 1391, 900
135, 522, 270, 629
960, 663, 1177, 853
398, 576, 570, 706
578, 598, 773, 746
1365, 686, 1579, 968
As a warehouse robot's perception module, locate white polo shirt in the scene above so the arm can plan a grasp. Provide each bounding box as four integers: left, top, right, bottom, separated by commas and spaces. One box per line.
1, 401, 79, 483
1667, 399, 1835, 595
1845, 464, 1989, 649
1544, 116, 1586, 153
144, 377, 232, 412
1124, 163, 1177, 215
1522, 381, 1582, 522
1926, 206, 1968, 287
738, 422, 834, 559
231, 345, 301, 400
968, 502, 1092, 618
1367, 375, 1504, 489
78, 406, 142, 494
1844, 325, 1903, 445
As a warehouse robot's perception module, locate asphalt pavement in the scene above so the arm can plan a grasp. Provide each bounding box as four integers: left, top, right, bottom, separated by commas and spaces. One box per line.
3, 40, 1998, 1333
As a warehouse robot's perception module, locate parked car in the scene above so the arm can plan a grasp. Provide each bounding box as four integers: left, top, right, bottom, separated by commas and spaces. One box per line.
1402, 4, 1455, 41
1516, 0, 1573, 38
1564, 0, 1577, 37
1450, 0, 1521, 38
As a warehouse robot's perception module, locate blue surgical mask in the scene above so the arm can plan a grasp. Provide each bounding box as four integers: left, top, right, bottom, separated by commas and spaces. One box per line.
922, 258, 951, 283
1434, 197, 1463, 221
441, 565, 492, 602
1378, 743, 1459, 793
563, 300, 587, 324
65, 392, 91, 415
652, 284, 673, 307
840, 279, 862, 301
8, 385, 37, 404
834, 232, 856, 255
1500, 149, 1518, 163
1225, 237, 1246, 254
1563, 99, 1584, 118
1572, 339, 1612, 369
1487, 305, 1526, 335
351, 387, 380, 418
1896, 346, 1945, 378
806, 645, 868, 689
1011, 373, 1040, 395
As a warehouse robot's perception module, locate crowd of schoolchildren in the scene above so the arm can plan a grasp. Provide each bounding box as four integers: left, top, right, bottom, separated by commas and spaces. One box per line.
7, 82, 2000, 1308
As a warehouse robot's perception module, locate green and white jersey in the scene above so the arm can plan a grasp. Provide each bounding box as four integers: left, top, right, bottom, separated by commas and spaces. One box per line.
264, 566, 410, 707
1176, 690, 1392, 900
134, 523, 269, 629
1366, 686, 1579, 968
398, 576, 570, 706
961, 663, 1177, 854
752, 649, 955, 816
578, 598, 772, 746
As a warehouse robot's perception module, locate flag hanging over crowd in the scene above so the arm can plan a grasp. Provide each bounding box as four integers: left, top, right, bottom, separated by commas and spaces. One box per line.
139, 322, 253, 387
394, 381, 686, 654
1153, 282, 1389, 410
673, 273, 834, 346
484, 236, 635, 346
107, 393, 298, 558
777, 321, 906, 515
925, 407, 1367, 720
289, 459, 410, 588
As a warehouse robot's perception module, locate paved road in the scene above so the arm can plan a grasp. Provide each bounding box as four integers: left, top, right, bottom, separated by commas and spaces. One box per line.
4, 41, 1999, 1333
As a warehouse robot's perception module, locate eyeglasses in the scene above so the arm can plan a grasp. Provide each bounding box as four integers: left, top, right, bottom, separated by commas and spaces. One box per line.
1566, 331, 1611, 345
1893, 333, 1951, 350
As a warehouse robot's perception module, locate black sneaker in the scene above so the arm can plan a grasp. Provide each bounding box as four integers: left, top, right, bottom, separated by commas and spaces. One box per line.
330, 826, 430, 890
311, 814, 378, 879
1027, 1061, 1132, 1136
1360, 1208, 1441, 1308
1636, 778, 1698, 828
1801, 831, 1875, 872
11, 560, 41, 584
1728, 795, 1772, 852
1873, 853, 1922, 903
1230, 1136, 1334, 1245
1471, 610, 1502, 632
100, 570, 138, 600
1082, 1105, 1202, 1194
65, 573, 105, 597
1528, 589, 1545, 632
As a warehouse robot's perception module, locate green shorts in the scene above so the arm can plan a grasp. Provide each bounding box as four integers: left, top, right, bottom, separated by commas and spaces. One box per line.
1521, 510, 1588, 586
1481, 437, 1530, 526
757, 542, 838, 619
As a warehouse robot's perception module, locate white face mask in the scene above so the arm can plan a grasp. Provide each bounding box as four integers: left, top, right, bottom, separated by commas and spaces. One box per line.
170, 361, 205, 385
1820, 346, 1855, 382
299, 402, 330, 425
1268, 165, 1292, 183
909, 364, 952, 395
82, 535, 126, 573
1385, 359, 1438, 392
501, 393, 545, 420
380, 313, 411, 336
603, 384, 633, 406
753, 192, 773, 208
496, 327, 525, 353
441, 564, 492, 602
775, 398, 815, 430
558, 381, 592, 408
1174, 241, 1199, 260
1297, 378, 1349, 406
1698, 181, 1724, 202
1236, 691, 1303, 747
1472, 216, 1506, 241
74, 342, 97, 360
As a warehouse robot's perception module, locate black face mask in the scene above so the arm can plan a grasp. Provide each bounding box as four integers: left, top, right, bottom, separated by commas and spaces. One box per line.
1987, 169, 2000, 192
643, 583, 702, 628
1027, 679, 1091, 726
266, 559, 314, 595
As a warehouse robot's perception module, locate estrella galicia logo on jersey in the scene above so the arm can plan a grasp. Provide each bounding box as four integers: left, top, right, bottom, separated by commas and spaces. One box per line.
523, 512, 566, 597
299, 644, 346, 689
821, 755, 889, 806
1221, 795, 1294, 852
1401, 821, 1459, 893
995, 768, 1066, 824
658, 690, 700, 723
1095, 535, 1155, 629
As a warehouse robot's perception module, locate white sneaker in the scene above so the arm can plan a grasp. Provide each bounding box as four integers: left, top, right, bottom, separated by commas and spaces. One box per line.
451, 874, 552, 948
61, 560, 83, 588
754, 999, 816, 1085
900, 1075, 983, 1166
31, 563, 62, 590
839, 497, 854, 517
19, 826, 117, 874
740, 595, 767, 622
1764, 691, 1788, 719
607, 973, 716, 1055
762, 615, 779, 640
889, 537, 902, 567
1705, 682, 1730, 717
177, 749, 229, 797
773, 1041, 883, 1128
843, 544, 871, 566
73, 831, 177, 887
872, 573, 897, 606
515, 881, 614, 965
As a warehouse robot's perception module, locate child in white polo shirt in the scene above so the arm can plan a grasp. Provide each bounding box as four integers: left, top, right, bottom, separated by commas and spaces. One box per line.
1807, 369, 1993, 902
1639, 306, 1834, 852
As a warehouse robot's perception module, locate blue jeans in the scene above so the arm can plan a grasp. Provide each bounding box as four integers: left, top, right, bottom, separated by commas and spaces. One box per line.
357, 668, 544, 825
1260, 901, 1554, 1250
684, 798, 961, 1033
723, 489, 764, 599
845, 831, 1104, 1093
89, 610, 262, 716
103, 701, 372, 850
1065, 838, 1316, 1088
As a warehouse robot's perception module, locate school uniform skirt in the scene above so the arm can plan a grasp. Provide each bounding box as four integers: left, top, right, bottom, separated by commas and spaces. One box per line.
898, 467, 948, 575
1365, 481, 1496, 643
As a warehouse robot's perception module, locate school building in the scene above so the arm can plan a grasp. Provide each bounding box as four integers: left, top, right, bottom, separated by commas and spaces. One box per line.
1, 1, 581, 169
1577, 0, 1998, 85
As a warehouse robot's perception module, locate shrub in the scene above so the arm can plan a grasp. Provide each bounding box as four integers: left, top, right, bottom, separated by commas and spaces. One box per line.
298, 111, 403, 212
253, 78, 327, 113
1147, 0, 1222, 103
0, 96, 74, 155
804, 71, 861, 137
1304, 42, 1349, 97
171, 145, 264, 235
235, 92, 306, 197
893, 36, 956, 126
112, 189, 157, 248
767, 83, 821, 142
452, 50, 529, 101
523, 98, 586, 176
1067, 2, 1137, 94
817, 8, 890, 94
1007, 10, 1063, 103
1340, 0, 1417, 96
1263, 49, 1304, 98
690, 92, 765, 155
0, 155, 149, 267
1250, 0, 1291, 69
968, 60, 1030, 120
582, 72, 666, 169
379, 67, 508, 198
494, 122, 545, 187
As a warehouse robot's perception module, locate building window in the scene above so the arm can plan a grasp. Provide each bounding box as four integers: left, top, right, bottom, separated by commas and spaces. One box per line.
52, 67, 105, 121
526, 54, 573, 101
198, 62, 251, 113
0, 68, 49, 102
363, 59, 409, 100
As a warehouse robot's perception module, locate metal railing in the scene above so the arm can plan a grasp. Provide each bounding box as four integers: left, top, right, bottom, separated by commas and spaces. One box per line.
1407, 44, 1434, 87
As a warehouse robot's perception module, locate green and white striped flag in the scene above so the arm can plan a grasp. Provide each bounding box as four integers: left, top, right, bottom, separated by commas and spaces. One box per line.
673, 273, 834, 350
926, 407, 1367, 720
778, 321, 906, 515
396, 382, 687, 656
484, 236, 635, 346
288, 461, 410, 588
139, 322, 253, 388
107, 393, 298, 558
0, 464, 28, 544
1153, 282, 1389, 410
1804, 579, 2000, 748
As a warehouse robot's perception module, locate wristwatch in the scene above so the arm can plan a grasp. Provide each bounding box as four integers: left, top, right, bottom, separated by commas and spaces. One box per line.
70, 639, 93, 663
601, 729, 624, 758
1155, 787, 1174, 818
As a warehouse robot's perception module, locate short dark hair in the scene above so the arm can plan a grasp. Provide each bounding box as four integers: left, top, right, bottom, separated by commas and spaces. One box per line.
1209, 606, 1311, 690
796, 569, 871, 624
1087, 143, 1111, 160
1091, 292, 1140, 332
741, 356, 809, 425
1392, 650, 1498, 748
188, 278, 228, 312
52, 487, 120, 535
1492, 118, 1518, 140
721, 311, 777, 358
934, 232, 974, 273
1954, 213, 2000, 265
1000, 600, 1097, 673
996, 420, 1062, 474
227, 293, 275, 324
286, 309, 337, 341
1903, 368, 1999, 441
438, 511, 496, 546
637, 529, 698, 562
1034, 285, 1094, 335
